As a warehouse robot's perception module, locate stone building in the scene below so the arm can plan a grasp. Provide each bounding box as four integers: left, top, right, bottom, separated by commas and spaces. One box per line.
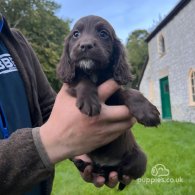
138, 0, 195, 123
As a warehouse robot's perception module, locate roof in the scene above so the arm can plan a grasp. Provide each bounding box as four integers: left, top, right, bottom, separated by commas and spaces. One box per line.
146, 0, 191, 42
138, 0, 191, 89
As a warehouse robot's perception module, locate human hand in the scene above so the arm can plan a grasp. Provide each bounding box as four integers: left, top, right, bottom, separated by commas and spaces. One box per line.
40, 79, 133, 164
74, 154, 132, 188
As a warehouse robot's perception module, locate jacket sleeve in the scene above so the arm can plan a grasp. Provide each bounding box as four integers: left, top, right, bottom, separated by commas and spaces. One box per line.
0, 128, 54, 195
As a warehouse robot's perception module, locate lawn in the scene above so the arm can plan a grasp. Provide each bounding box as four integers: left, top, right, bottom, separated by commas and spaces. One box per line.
51, 121, 195, 195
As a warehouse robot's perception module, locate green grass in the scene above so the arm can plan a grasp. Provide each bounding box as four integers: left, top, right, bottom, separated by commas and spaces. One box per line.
51, 121, 195, 195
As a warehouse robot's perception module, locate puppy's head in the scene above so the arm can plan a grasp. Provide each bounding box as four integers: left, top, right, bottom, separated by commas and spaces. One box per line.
57, 15, 132, 84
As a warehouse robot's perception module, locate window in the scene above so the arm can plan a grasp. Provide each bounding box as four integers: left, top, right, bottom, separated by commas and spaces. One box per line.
149, 80, 154, 102
158, 34, 165, 56
189, 69, 195, 105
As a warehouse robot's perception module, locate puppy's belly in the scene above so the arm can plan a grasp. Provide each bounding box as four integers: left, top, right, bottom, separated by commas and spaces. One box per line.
88, 130, 132, 166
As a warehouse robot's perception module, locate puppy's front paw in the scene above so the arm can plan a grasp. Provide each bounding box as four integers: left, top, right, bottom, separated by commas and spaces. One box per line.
133, 101, 160, 127
124, 89, 160, 127
76, 95, 101, 116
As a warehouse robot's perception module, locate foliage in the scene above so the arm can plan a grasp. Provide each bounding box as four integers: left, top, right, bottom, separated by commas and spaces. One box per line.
126, 30, 149, 89
0, 0, 70, 91
52, 121, 195, 195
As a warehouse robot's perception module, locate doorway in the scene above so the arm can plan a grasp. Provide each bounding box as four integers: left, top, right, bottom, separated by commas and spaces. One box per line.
160, 76, 172, 119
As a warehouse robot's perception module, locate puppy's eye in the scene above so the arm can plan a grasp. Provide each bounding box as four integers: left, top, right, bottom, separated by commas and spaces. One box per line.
73, 30, 80, 38
99, 30, 109, 39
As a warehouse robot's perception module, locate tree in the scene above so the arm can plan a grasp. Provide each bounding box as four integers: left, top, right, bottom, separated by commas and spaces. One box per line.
126, 30, 149, 89
0, 0, 70, 91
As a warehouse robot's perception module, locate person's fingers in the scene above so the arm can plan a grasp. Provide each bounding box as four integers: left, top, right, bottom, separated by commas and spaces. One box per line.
81, 165, 93, 182
129, 117, 137, 127
80, 164, 105, 187
98, 79, 120, 102
93, 175, 105, 188
74, 154, 92, 163
105, 171, 118, 188
111, 120, 132, 134
101, 105, 131, 122
120, 175, 132, 185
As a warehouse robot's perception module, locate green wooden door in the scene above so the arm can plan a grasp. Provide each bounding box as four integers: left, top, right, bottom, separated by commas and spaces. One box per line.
160, 77, 172, 119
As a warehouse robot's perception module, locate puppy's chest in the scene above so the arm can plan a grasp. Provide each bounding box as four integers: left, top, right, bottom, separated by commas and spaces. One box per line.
89, 73, 98, 84
76, 68, 112, 85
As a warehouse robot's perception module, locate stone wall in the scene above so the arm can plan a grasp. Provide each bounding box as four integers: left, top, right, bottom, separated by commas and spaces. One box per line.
139, 1, 195, 122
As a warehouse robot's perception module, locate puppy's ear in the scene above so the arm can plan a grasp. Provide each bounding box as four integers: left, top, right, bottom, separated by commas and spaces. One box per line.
112, 38, 132, 85
57, 36, 75, 83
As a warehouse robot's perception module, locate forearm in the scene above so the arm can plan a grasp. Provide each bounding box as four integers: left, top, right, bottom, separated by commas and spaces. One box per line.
0, 128, 54, 194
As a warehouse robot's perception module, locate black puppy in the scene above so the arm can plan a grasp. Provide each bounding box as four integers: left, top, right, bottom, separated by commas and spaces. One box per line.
57, 15, 160, 190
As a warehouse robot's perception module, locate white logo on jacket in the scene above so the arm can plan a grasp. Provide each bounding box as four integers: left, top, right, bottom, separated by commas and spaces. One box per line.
0, 54, 18, 74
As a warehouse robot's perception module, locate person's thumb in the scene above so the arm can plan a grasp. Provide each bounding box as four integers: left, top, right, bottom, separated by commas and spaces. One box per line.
98, 79, 120, 102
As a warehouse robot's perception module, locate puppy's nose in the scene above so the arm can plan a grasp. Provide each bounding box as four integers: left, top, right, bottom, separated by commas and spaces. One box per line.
80, 42, 94, 51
